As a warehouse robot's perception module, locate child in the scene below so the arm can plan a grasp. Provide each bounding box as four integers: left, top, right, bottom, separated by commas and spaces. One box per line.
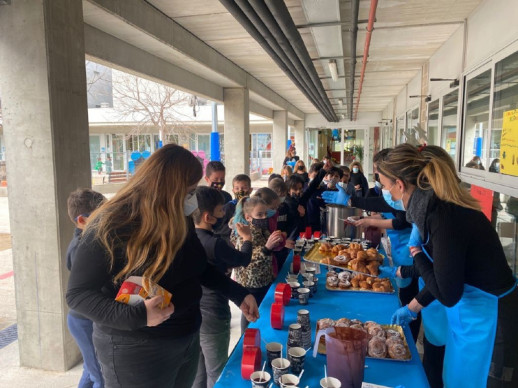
66, 188, 106, 388
192, 187, 253, 388
281, 165, 293, 181
105, 155, 113, 175
95, 157, 103, 175
305, 162, 330, 233
285, 175, 306, 240
204, 161, 232, 203
293, 160, 309, 185
231, 197, 283, 332
213, 174, 252, 240
268, 177, 288, 232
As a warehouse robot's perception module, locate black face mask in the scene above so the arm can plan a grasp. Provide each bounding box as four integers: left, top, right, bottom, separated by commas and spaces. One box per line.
374, 173, 380, 182
211, 214, 224, 230
234, 190, 248, 201
210, 181, 225, 190
251, 217, 269, 230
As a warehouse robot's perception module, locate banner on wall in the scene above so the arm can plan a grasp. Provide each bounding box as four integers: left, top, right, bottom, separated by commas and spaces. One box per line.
470, 184, 494, 221
499, 108, 518, 176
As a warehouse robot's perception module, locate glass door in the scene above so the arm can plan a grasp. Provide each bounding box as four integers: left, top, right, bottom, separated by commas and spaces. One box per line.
89, 135, 101, 170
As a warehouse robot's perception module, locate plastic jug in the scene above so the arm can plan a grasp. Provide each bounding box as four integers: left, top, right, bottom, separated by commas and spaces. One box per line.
314, 327, 370, 388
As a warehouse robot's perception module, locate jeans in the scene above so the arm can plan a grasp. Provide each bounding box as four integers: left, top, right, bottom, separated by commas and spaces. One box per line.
192, 315, 231, 388
67, 313, 104, 388
241, 284, 270, 333
92, 328, 200, 388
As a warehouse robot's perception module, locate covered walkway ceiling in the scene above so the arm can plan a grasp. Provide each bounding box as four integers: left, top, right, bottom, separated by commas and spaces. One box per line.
83, 0, 483, 122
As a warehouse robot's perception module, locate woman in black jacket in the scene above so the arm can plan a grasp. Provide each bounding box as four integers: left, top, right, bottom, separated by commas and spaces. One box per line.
66, 145, 258, 388
377, 143, 517, 388
349, 161, 369, 197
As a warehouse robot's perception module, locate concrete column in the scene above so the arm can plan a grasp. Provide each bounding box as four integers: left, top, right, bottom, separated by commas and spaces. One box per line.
294, 120, 306, 164
273, 110, 288, 173
224, 88, 250, 182
0, 0, 91, 371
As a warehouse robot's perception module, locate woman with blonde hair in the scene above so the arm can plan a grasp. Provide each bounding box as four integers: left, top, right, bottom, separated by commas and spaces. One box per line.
377, 143, 517, 388
67, 144, 258, 388
281, 164, 293, 182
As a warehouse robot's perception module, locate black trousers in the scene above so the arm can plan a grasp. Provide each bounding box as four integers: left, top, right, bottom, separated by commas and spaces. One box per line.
423, 336, 445, 388
398, 276, 421, 342
93, 328, 200, 388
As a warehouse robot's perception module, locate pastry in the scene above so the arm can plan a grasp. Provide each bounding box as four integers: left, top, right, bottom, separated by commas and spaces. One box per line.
350, 277, 360, 288
387, 340, 408, 360
338, 280, 351, 289
333, 255, 348, 266
335, 318, 351, 327
326, 276, 339, 288
350, 319, 363, 325
317, 318, 335, 329
385, 330, 402, 340
350, 323, 367, 332
320, 257, 331, 264
326, 270, 337, 278
359, 280, 371, 290
368, 336, 387, 358
367, 324, 386, 339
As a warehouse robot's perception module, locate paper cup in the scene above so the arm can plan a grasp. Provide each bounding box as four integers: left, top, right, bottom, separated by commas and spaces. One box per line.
303, 280, 315, 297
279, 373, 300, 387
320, 377, 341, 387
271, 358, 291, 385
250, 371, 271, 387
298, 288, 310, 305
287, 347, 306, 375
266, 342, 282, 367
288, 282, 301, 299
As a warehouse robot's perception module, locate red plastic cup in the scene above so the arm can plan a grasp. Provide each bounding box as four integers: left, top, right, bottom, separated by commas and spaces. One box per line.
271, 302, 285, 329
241, 346, 261, 379
313, 231, 321, 239
243, 328, 261, 349
292, 255, 301, 274
274, 283, 292, 306
299, 232, 305, 239
305, 226, 312, 239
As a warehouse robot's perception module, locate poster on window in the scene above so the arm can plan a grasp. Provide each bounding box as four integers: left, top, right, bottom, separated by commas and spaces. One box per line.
470, 185, 493, 221
499, 108, 518, 177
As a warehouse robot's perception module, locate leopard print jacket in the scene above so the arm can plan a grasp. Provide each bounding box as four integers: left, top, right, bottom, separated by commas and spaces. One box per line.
232, 226, 274, 289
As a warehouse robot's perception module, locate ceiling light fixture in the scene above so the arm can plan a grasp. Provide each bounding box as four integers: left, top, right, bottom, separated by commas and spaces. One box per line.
430, 77, 459, 88
338, 98, 344, 107
328, 60, 338, 82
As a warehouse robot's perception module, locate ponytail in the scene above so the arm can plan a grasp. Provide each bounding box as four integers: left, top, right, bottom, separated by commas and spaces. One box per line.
419, 158, 481, 211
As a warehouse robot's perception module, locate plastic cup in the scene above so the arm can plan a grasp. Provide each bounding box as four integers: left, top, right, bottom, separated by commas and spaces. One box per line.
298, 287, 310, 305
266, 342, 282, 367
279, 373, 300, 387
250, 371, 271, 387
320, 377, 341, 388
271, 358, 290, 385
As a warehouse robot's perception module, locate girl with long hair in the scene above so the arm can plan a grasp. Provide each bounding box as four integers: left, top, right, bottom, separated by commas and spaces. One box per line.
293, 160, 309, 185
377, 143, 518, 388
349, 160, 369, 197
67, 144, 258, 388
231, 196, 284, 332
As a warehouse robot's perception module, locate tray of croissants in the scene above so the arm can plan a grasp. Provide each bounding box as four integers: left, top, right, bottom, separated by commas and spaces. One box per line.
304, 242, 384, 277
326, 269, 394, 293
316, 318, 412, 361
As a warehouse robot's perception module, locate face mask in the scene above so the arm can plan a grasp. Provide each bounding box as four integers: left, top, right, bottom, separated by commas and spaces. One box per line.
388, 185, 405, 211
382, 188, 405, 211
184, 193, 198, 216
352, 167, 359, 174
266, 209, 276, 218
279, 196, 286, 202
251, 217, 269, 230
234, 190, 248, 201
323, 179, 330, 185
375, 181, 381, 188
210, 181, 225, 190
298, 167, 304, 171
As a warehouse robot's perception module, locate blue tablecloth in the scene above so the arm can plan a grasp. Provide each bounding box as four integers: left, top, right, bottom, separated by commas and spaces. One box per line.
215, 252, 430, 388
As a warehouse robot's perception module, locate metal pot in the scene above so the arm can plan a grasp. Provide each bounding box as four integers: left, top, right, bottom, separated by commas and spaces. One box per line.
325, 204, 363, 239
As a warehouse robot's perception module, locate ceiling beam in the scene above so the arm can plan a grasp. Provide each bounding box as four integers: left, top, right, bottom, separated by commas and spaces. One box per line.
83, 0, 304, 119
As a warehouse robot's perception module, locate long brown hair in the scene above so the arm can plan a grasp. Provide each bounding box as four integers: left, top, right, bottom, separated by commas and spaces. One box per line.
377, 143, 480, 211
86, 144, 203, 284
294, 160, 306, 173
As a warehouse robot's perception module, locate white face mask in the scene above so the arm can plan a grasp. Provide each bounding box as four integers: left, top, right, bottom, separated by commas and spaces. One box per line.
184, 193, 198, 216
352, 167, 359, 174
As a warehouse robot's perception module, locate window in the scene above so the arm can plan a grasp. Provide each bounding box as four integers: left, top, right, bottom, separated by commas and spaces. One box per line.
463, 69, 491, 171
490, 51, 518, 174
396, 115, 405, 144
441, 89, 459, 160
427, 100, 439, 146
197, 134, 211, 160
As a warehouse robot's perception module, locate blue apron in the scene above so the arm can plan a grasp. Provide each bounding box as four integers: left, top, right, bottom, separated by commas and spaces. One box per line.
382, 212, 412, 288
419, 246, 448, 347
421, 235, 517, 388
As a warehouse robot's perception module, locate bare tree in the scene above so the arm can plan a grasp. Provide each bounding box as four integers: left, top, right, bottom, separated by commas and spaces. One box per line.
111, 70, 196, 142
